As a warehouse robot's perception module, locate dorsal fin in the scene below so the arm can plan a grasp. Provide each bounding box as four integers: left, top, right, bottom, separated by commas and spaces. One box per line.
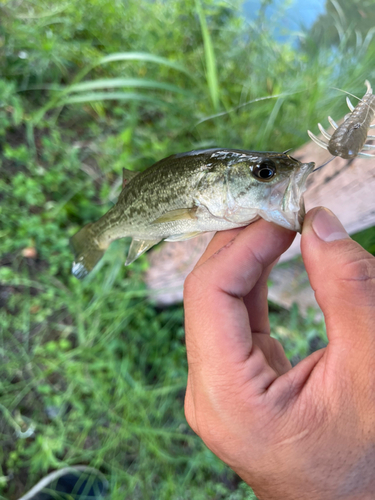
122, 168, 140, 188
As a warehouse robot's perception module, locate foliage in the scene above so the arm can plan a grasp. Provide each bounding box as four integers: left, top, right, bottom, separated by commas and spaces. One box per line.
270, 302, 327, 365
307, 0, 375, 50
352, 226, 375, 255
0, 0, 374, 498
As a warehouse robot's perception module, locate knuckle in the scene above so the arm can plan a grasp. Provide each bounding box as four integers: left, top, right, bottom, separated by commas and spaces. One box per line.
183, 272, 195, 299
314, 248, 375, 309
338, 254, 375, 301
184, 399, 198, 435
185, 398, 214, 443
183, 268, 205, 301
316, 246, 375, 304
192, 409, 222, 452
340, 255, 375, 283
184, 380, 234, 446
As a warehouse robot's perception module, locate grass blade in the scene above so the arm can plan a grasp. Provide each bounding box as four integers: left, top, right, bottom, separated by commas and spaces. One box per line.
95, 52, 193, 79
22, 79, 193, 97
32, 52, 193, 123
62, 91, 169, 106
195, 0, 220, 111
68, 78, 193, 96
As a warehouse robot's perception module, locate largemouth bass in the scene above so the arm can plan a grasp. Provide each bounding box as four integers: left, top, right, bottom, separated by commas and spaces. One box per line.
70, 149, 314, 279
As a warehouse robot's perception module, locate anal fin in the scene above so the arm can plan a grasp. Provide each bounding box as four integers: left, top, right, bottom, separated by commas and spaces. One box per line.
125, 238, 161, 265
164, 231, 202, 242
151, 207, 197, 224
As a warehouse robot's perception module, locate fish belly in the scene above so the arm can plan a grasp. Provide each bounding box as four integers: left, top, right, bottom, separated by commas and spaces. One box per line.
128, 204, 257, 241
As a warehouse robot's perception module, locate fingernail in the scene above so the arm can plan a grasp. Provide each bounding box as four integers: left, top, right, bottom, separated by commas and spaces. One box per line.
312, 208, 349, 242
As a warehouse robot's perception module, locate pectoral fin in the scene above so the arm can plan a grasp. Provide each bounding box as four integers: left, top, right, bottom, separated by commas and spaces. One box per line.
151, 207, 197, 224
122, 168, 140, 188
164, 231, 202, 242
125, 238, 161, 265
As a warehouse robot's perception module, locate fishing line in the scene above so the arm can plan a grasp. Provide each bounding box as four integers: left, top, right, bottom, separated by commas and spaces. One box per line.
194, 88, 313, 127
312, 156, 336, 172
330, 87, 361, 102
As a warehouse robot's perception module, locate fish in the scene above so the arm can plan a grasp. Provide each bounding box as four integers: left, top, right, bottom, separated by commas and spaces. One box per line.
308, 80, 375, 159
70, 149, 315, 279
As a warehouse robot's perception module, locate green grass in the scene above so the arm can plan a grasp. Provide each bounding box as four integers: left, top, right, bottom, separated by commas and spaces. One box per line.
0, 0, 374, 498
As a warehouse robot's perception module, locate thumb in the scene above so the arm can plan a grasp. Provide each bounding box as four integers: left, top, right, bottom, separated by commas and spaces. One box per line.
301, 207, 375, 349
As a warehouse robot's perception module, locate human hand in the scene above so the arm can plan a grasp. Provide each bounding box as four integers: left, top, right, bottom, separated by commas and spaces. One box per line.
184, 207, 375, 500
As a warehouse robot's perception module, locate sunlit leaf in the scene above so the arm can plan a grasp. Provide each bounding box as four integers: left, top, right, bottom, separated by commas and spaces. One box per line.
68, 78, 193, 96
62, 91, 170, 106
94, 52, 194, 79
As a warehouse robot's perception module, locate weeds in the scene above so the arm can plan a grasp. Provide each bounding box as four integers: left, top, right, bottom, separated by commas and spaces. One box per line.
0, 0, 374, 498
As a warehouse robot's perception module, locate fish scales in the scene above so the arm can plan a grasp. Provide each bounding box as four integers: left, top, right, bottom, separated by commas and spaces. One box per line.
87, 155, 204, 236
112, 154, 212, 231
70, 148, 314, 279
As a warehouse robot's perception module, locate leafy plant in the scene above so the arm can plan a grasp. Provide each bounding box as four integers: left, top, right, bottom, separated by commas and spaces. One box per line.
0, 0, 374, 498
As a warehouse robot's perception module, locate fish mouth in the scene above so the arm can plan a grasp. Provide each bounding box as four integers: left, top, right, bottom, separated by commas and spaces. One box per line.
254, 160, 314, 233
296, 161, 315, 186
282, 161, 315, 230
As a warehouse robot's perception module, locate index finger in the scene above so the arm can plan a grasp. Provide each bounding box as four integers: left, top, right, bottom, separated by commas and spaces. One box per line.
184, 220, 295, 370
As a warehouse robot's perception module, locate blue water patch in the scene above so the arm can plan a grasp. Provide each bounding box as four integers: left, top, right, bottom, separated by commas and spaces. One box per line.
242, 0, 326, 42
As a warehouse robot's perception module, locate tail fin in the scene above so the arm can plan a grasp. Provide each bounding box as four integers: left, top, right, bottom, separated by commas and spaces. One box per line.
69, 223, 109, 279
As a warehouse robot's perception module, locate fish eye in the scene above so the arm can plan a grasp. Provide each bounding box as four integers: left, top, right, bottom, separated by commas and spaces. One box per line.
252, 160, 276, 181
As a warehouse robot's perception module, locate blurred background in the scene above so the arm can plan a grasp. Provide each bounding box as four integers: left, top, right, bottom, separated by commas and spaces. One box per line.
1, 0, 375, 498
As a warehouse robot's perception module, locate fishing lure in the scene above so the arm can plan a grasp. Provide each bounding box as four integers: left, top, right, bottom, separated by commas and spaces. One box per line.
308, 80, 375, 159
